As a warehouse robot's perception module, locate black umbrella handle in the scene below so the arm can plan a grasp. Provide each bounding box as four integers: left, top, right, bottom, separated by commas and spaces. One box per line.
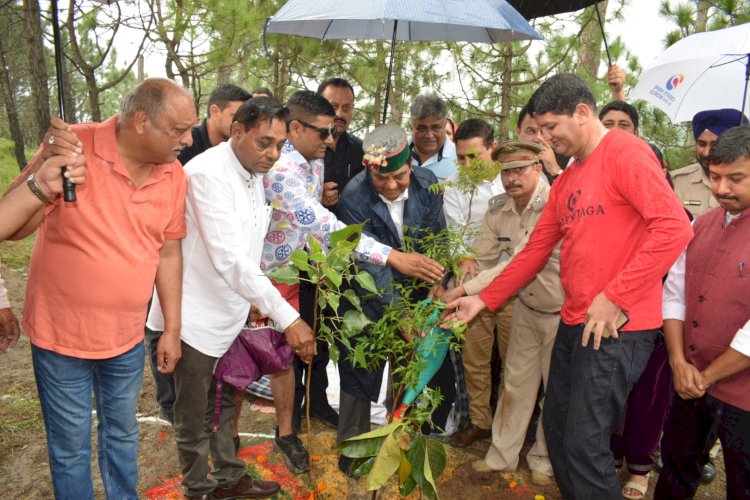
51, 0, 76, 202
594, 3, 612, 67
382, 20, 398, 124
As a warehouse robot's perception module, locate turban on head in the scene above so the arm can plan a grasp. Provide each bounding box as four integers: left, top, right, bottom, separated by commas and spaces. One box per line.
692, 109, 749, 140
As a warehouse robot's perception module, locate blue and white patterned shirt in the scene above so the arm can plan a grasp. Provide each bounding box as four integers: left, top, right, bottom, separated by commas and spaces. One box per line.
261, 141, 391, 272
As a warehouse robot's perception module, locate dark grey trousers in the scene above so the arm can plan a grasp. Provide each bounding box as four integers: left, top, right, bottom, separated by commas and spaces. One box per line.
543, 322, 656, 499
337, 391, 372, 446
174, 341, 245, 496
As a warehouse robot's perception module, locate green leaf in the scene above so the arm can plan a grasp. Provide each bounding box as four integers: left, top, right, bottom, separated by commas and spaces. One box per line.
329, 222, 363, 247
352, 456, 376, 477
404, 435, 446, 500
353, 343, 367, 369
339, 435, 385, 459
323, 290, 339, 315
355, 270, 379, 294
399, 475, 417, 496
329, 343, 339, 364
323, 267, 343, 288
342, 309, 372, 335
345, 421, 402, 441
342, 288, 362, 311
366, 432, 402, 491
266, 264, 299, 285
340, 422, 402, 459
289, 249, 311, 271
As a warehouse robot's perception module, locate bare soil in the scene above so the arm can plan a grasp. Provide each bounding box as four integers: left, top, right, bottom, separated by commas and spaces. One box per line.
0, 264, 726, 499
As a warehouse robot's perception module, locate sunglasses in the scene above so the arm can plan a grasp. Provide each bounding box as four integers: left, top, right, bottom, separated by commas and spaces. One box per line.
296, 119, 337, 140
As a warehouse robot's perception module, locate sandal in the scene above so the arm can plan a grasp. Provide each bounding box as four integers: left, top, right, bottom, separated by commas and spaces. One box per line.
622, 473, 649, 500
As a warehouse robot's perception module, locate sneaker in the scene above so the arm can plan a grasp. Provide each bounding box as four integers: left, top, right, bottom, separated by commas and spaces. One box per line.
274, 428, 310, 473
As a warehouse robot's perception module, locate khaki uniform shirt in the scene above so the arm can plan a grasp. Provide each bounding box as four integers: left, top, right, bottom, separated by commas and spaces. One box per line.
671, 163, 718, 218
464, 179, 563, 314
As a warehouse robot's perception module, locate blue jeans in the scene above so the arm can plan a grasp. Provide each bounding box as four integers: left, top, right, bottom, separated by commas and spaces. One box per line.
32, 342, 145, 500
543, 322, 656, 499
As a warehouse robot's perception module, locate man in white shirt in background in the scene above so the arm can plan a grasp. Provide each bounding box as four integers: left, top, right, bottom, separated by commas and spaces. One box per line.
442, 118, 504, 438
147, 97, 315, 500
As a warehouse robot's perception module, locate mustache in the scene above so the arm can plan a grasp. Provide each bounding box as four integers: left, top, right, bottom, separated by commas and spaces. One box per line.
504, 182, 522, 190
172, 145, 186, 152
717, 195, 739, 201
335, 116, 347, 124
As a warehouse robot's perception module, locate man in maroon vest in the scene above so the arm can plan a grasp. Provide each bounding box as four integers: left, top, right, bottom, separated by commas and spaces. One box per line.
656, 125, 750, 499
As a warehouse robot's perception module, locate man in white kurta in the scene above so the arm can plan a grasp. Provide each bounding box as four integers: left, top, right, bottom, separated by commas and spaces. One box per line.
147, 98, 315, 499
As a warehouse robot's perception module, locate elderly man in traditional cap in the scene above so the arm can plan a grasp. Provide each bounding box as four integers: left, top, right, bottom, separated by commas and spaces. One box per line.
441, 142, 562, 484
335, 124, 448, 475
671, 108, 749, 218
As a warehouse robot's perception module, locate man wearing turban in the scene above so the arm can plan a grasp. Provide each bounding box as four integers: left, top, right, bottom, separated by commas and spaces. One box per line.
672, 109, 749, 218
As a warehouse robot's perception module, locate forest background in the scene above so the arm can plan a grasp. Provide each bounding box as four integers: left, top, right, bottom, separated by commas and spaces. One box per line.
1, 0, 749, 175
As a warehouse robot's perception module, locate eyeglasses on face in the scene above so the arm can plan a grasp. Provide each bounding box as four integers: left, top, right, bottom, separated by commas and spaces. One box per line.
296, 119, 337, 140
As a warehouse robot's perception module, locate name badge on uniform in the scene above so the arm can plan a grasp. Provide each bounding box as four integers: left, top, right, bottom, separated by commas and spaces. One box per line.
683, 200, 702, 206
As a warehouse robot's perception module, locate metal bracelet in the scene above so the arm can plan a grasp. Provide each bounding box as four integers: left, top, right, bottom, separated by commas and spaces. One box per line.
27, 173, 52, 203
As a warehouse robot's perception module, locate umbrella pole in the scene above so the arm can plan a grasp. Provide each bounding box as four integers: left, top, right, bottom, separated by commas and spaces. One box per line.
594, 2, 612, 67
51, 0, 76, 202
382, 20, 398, 124
741, 54, 750, 125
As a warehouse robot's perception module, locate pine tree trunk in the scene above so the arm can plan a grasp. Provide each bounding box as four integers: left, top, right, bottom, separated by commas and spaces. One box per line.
577, 0, 609, 80
23, 0, 51, 145
0, 37, 27, 169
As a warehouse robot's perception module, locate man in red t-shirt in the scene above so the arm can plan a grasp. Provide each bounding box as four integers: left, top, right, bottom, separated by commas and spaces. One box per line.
446, 73, 692, 499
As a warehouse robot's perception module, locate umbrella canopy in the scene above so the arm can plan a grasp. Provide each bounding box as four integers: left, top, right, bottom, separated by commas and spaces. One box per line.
507, 0, 600, 19
266, 0, 541, 42
630, 22, 750, 123
266, 0, 541, 121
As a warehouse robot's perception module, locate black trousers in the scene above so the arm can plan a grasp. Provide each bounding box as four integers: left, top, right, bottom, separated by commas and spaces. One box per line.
655, 393, 750, 499
543, 322, 657, 499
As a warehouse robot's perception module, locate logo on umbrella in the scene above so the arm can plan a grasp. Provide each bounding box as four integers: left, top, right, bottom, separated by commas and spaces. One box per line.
665, 74, 685, 90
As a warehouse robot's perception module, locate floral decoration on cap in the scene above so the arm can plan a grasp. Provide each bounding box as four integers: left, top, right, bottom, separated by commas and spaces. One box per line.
362, 124, 410, 173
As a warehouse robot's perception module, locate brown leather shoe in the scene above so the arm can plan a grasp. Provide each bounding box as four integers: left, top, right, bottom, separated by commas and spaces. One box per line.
449, 423, 491, 447
212, 474, 281, 499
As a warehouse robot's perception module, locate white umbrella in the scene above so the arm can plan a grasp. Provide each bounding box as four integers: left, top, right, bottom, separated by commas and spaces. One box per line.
631, 22, 750, 123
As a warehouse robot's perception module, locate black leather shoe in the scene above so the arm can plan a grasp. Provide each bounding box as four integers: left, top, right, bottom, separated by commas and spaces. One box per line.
449, 423, 491, 448
212, 474, 280, 499
701, 459, 717, 484
274, 428, 310, 473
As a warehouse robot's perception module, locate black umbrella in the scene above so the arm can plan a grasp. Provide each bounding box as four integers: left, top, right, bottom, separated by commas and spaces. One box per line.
51, 0, 76, 202
508, 0, 612, 65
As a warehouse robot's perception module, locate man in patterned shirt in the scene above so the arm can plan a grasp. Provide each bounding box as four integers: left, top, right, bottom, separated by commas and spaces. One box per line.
260, 90, 446, 471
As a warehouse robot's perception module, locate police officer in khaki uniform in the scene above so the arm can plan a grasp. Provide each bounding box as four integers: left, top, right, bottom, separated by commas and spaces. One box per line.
443, 141, 563, 484
672, 109, 748, 218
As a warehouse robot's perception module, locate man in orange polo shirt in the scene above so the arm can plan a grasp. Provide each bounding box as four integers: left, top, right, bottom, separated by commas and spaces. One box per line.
8, 78, 194, 500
